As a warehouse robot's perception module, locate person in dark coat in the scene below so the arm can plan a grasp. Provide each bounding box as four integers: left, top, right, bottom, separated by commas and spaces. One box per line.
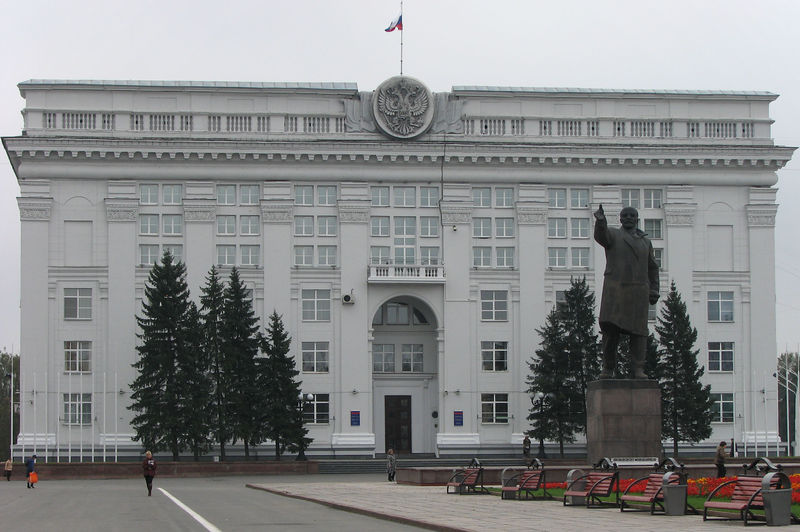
386, 448, 396, 482
25, 454, 36, 488
142, 451, 156, 496
714, 441, 727, 478
594, 205, 659, 378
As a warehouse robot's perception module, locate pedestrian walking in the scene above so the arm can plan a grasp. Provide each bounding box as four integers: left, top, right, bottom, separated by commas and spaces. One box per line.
142, 451, 156, 496
386, 448, 396, 482
25, 454, 36, 488
4, 457, 12, 481
714, 440, 727, 478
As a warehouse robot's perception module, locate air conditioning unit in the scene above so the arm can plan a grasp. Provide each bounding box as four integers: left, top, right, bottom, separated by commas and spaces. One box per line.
342, 293, 355, 305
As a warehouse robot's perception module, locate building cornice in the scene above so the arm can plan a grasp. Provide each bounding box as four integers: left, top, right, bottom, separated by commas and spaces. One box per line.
18, 197, 52, 221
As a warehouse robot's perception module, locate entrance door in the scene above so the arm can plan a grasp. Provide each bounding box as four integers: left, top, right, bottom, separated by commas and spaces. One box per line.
385, 395, 412, 453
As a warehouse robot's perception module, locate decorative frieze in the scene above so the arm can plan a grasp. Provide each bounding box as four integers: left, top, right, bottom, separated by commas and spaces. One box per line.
664, 203, 697, 226
183, 205, 216, 222
105, 202, 138, 222
439, 201, 472, 225
338, 201, 370, 223
18, 198, 52, 221
746, 205, 777, 227
260, 201, 293, 223
516, 202, 549, 225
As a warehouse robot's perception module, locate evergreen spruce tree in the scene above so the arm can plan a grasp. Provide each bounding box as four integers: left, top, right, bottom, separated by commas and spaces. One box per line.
199, 266, 230, 460
260, 311, 308, 459
655, 281, 714, 455
129, 251, 195, 459
221, 268, 262, 458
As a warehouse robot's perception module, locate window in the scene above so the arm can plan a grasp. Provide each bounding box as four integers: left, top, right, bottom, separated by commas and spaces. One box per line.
481, 290, 508, 321
294, 246, 313, 266
711, 393, 734, 423
318, 216, 337, 237
420, 186, 439, 207
302, 342, 329, 372
241, 245, 260, 266
473, 247, 491, 267
571, 188, 589, 208
644, 189, 662, 209
644, 219, 662, 239
496, 187, 514, 208
621, 188, 640, 208
161, 184, 182, 205
421, 246, 440, 265
162, 214, 183, 235
548, 188, 566, 208
496, 247, 514, 267
495, 218, 514, 237
140, 184, 158, 205
386, 302, 410, 324
217, 185, 236, 205
394, 217, 416, 265
318, 185, 337, 206
481, 341, 508, 371
548, 218, 567, 238
294, 216, 314, 236
393, 186, 416, 207
372, 344, 395, 372
709, 342, 734, 372
370, 246, 390, 264
653, 248, 663, 269
303, 393, 330, 423
240, 184, 260, 205
63, 393, 92, 425
217, 215, 236, 235
295, 185, 313, 206
571, 247, 590, 267
401, 344, 424, 372
548, 247, 567, 268
216, 245, 236, 266
139, 244, 160, 265
371, 216, 390, 237
318, 245, 337, 266
648, 302, 658, 321
139, 214, 159, 235
473, 218, 491, 238
420, 217, 439, 237
302, 289, 330, 321
163, 244, 183, 263
371, 186, 389, 207
481, 393, 509, 423
708, 291, 734, 322
238, 215, 260, 236
571, 218, 590, 238
472, 187, 491, 207
555, 290, 567, 314
64, 341, 91, 373
64, 288, 91, 320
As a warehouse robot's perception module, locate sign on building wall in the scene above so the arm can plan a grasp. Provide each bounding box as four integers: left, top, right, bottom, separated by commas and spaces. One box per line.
350, 411, 360, 426
454, 411, 463, 427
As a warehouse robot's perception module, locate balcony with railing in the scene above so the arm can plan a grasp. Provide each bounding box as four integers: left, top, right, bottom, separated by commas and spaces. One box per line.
368, 263, 446, 283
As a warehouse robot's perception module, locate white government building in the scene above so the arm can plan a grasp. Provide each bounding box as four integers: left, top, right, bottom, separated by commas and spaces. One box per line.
3, 77, 794, 461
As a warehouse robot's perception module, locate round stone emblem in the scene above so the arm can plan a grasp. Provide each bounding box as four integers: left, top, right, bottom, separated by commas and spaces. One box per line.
373, 76, 435, 139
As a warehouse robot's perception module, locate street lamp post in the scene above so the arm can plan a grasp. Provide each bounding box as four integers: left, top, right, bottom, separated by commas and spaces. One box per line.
532, 392, 553, 459
296, 393, 314, 461
6, 372, 11, 461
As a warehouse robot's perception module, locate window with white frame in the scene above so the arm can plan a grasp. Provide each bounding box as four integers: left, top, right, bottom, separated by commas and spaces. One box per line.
317, 216, 337, 237
302, 289, 330, 321
472, 187, 491, 207
386, 302, 410, 324
481, 290, 508, 321
140, 214, 159, 235
216, 245, 236, 266
295, 185, 313, 206
571, 188, 589, 208
473, 247, 491, 267
318, 185, 337, 206
372, 344, 395, 372
709, 342, 734, 372
708, 291, 734, 322
481, 393, 509, 423
421, 246, 440, 265
496, 187, 514, 208
394, 217, 416, 265
294, 246, 313, 266
370, 246, 390, 264
163, 244, 183, 263
240, 184, 260, 205
294, 216, 314, 236
240, 245, 260, 266
648, 302, 658, 321
555, 290, 567, 314
711, 393, 734, 422
162, 214, 183, 235
548, 247, 567, 268
548, 188, 566, 208
371, 186, 389, 207
64, 341, 91, 373
240, 215, 260, 235
481, 341, 508, 371
217, 185, 236, 205
644, 219, 662, 239
371, 216, 389, 237
318, 245, 337, 266
162, 184, 182, 205
571, 218, 590, 238
393, 186, 416, 207
547, 218, 567, 238
644, 189, 662, 209
65, 288, 92, 320
571, 247, 590, 267
401, 344, 424, 372
420, 217, 439, 237
140, 184, 158, 205
496, 247, 514, 267
63, 393, 92, 425
621, 188, 640, 208
217, 215, 236, 235
302, 342, 329, 372
303, 393, 329, 423
139, 244, 160, 265
420, 186, 439, 207
495, 218, 514, 237
653, 248, 664, 269
473, 218, 491, 238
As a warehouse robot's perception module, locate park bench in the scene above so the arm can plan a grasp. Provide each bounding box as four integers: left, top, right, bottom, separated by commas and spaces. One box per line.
500, 459, 552, 500
563, 458, 619, 508
446, 458, 490, 495
620, 457, 696, 515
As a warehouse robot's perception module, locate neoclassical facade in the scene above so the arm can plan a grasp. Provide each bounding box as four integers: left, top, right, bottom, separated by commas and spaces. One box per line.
3, 78, 794, 460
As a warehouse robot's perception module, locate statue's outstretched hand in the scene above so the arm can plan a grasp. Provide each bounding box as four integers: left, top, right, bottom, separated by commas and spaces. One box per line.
649, 293, 660, 305
594, 204, 605, 221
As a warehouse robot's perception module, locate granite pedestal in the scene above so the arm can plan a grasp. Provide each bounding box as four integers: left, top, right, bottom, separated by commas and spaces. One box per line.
586, 379, 662, 465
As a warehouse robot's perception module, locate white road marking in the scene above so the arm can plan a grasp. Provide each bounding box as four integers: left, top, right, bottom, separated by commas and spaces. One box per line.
159, 488, 223, 532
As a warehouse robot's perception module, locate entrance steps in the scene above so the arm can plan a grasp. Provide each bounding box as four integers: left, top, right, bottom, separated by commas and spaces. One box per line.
317, 456, 530, 474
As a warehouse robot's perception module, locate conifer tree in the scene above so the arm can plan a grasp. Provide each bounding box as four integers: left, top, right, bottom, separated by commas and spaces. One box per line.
655, 281, 714, 455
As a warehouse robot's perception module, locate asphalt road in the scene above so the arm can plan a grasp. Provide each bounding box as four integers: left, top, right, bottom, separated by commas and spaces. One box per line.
0, 474, 423, 531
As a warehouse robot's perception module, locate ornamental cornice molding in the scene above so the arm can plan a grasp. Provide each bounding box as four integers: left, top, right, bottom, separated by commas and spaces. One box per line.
18, 197, 52, 221
439, 201, 472, 224
337, 200, 370, 223
183, 204, 216, 222
663, 203, 697, 226
746, 204, 778, 227
105, 199, 138, 222
260, 200, 293, 223
515, 202, 549, 225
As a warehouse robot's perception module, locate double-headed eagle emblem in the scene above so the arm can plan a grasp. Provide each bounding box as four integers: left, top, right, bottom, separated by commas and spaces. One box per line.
373, 76, 434, 139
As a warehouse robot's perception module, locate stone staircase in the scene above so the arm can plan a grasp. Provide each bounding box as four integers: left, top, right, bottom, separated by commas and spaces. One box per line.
316, 456, 530, 474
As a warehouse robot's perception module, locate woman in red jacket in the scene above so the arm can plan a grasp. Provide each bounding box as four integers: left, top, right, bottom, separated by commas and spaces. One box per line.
142, 451, 156, 496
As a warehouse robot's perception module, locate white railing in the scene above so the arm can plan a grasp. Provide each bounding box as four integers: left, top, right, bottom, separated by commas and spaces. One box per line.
368, 264, 445, 283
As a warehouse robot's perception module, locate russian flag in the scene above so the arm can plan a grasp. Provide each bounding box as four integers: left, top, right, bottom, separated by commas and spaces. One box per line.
385, 14, 402, 32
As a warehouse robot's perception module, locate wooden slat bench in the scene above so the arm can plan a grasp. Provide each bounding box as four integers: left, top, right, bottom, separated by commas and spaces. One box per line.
563, 469, 620, 508
446, 467, 489, 495
620, 472, 680, 514
703, 474, 782, 525
501, 465, 551, 500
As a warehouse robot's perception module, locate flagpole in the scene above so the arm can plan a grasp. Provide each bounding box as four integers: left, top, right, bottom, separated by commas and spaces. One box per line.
400, 0, 404, 76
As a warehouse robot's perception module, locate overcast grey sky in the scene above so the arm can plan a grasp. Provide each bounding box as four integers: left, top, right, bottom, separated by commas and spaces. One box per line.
1, 0, 799, 356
